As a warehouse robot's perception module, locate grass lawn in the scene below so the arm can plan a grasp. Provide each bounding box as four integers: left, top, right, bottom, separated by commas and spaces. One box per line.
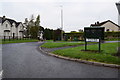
45, 40, 53, 42
53, 42, 120, 65
1, 39, 39, 44
0, 39, 2, 44
41, 42, 85, 48
105, 38, 119, 41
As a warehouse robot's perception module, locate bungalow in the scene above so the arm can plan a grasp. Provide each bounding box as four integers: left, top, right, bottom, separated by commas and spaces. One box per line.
0, 16, 25, 39
90, 20, 120, 32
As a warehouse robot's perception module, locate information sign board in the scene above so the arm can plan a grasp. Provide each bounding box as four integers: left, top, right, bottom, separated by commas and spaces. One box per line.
84, 27, 105, 52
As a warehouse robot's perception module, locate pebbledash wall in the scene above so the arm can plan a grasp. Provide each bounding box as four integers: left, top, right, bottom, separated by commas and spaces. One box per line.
0, 16, 24, 39
101, 21, 120, 32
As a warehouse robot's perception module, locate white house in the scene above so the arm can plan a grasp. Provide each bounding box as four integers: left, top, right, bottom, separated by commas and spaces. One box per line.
0, 16, 24, 39
90, 20, 120, 32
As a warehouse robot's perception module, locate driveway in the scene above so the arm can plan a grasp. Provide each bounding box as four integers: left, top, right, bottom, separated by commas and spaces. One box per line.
2, 42, 119, 78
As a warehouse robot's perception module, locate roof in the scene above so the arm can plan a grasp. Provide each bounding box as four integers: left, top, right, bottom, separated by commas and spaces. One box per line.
90, 20, 120, 28
84, 26, 104, 29
1, 16, 22, 27
16, 22, 21, 27
0, 17, 2, 23
2, 18, 16, 24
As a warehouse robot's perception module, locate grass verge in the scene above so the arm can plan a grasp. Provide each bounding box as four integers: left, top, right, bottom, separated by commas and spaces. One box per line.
1, 39, 39, 44
52, 42, 120, 65
41, 42, 85, 48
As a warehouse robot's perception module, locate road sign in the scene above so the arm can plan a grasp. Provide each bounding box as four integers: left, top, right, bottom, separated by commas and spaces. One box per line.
84, 27, 105, 52
86, 38, 99, 42
84, 27, 104, 40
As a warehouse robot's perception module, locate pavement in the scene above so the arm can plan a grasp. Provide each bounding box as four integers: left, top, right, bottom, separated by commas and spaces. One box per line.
2, 42, 119, 78
0, 44, 2, 71
104, 41, 120, 43
0, 43, 2, 79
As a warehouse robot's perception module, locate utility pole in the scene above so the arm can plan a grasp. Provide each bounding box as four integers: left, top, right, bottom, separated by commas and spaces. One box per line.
60, 5, 63, 41
116, 2, 120, 25
116, 1, 120, 56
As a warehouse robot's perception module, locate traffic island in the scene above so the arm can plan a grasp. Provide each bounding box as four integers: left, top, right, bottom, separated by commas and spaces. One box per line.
81, 49, 104, 53
40, 42, 120, 69
39, 46, 120, 68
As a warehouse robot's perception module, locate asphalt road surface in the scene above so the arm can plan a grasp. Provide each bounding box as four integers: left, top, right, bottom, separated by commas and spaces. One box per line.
2, 42, 119, 78
0, 44, 2, 71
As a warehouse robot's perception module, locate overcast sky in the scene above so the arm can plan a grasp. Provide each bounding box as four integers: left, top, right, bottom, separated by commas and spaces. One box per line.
0, 0, 119, 32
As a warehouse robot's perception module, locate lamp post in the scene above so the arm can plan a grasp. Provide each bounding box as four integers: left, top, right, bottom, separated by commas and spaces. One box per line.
116, 2, 120, 25
60, 5, 63, 40
116, 1, 120, 56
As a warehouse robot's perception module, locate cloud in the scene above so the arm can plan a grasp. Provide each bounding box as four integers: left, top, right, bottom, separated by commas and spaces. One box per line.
0, 0, 119, 32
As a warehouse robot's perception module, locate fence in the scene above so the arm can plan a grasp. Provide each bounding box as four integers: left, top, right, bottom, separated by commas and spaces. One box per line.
2, 36, 31, 41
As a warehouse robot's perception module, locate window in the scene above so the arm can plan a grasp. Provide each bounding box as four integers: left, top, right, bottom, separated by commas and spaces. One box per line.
106, 29, 109, 32
6, 24, 8, 27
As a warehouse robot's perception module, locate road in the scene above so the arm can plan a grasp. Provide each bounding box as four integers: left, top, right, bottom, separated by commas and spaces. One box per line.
0, 44, 2, 71
0, 44, 2, 79
2, 42, 119, 78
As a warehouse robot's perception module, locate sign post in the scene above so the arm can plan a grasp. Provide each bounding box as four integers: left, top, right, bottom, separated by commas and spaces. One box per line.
84, 27, 104, 52
99, 37, 101, 52
85, 38, 87, 51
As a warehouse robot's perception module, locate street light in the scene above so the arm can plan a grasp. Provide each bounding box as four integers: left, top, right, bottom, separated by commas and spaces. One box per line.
60, 5, 63, 40
116, 2, 120, 25
116, 1, 120, 56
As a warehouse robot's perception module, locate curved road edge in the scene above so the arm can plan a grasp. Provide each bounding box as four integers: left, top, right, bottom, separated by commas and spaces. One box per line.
39, 46, 120, 69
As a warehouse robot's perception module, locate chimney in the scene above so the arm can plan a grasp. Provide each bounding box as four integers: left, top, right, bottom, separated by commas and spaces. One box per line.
2, 16, 6, 20
95, 22, 97, 25
97, 21, 99, 24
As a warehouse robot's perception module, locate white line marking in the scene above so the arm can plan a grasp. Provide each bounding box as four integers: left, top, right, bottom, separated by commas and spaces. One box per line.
0, 70, 3, 79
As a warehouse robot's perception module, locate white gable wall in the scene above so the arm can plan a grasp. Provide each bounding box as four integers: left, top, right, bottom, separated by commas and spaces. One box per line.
101, 22, 119, 32
11, 23, 16, 37
2, 20, 11, 37
0, 18, 24, 39
18, 23, 23, 38
16, 27, 18, 37
0, 23, 2, 39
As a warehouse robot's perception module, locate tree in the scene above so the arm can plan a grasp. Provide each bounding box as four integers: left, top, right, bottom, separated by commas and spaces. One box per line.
24, 18, 29, 37
70, 31, 77, 33
30, 14, 34, 22
30, 26, 39, 39
35, 15, 40, 27
26, 14, 41, 39
53, 28, 62, 41
24, 18, 28, 25
29, 14, 35, 27
43, 28, 53, 40
78, 29, 83, 32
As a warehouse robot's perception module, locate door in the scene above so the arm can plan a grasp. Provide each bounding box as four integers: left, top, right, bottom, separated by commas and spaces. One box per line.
13, 33, 15, 39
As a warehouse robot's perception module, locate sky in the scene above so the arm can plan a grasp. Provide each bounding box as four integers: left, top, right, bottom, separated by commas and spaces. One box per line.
0, 0, 119, 32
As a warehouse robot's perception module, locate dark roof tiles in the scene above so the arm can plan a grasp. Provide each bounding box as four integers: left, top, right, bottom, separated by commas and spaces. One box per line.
90, 20, 120, 27
16, 22, 21, 27
1, 17, 22, 27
